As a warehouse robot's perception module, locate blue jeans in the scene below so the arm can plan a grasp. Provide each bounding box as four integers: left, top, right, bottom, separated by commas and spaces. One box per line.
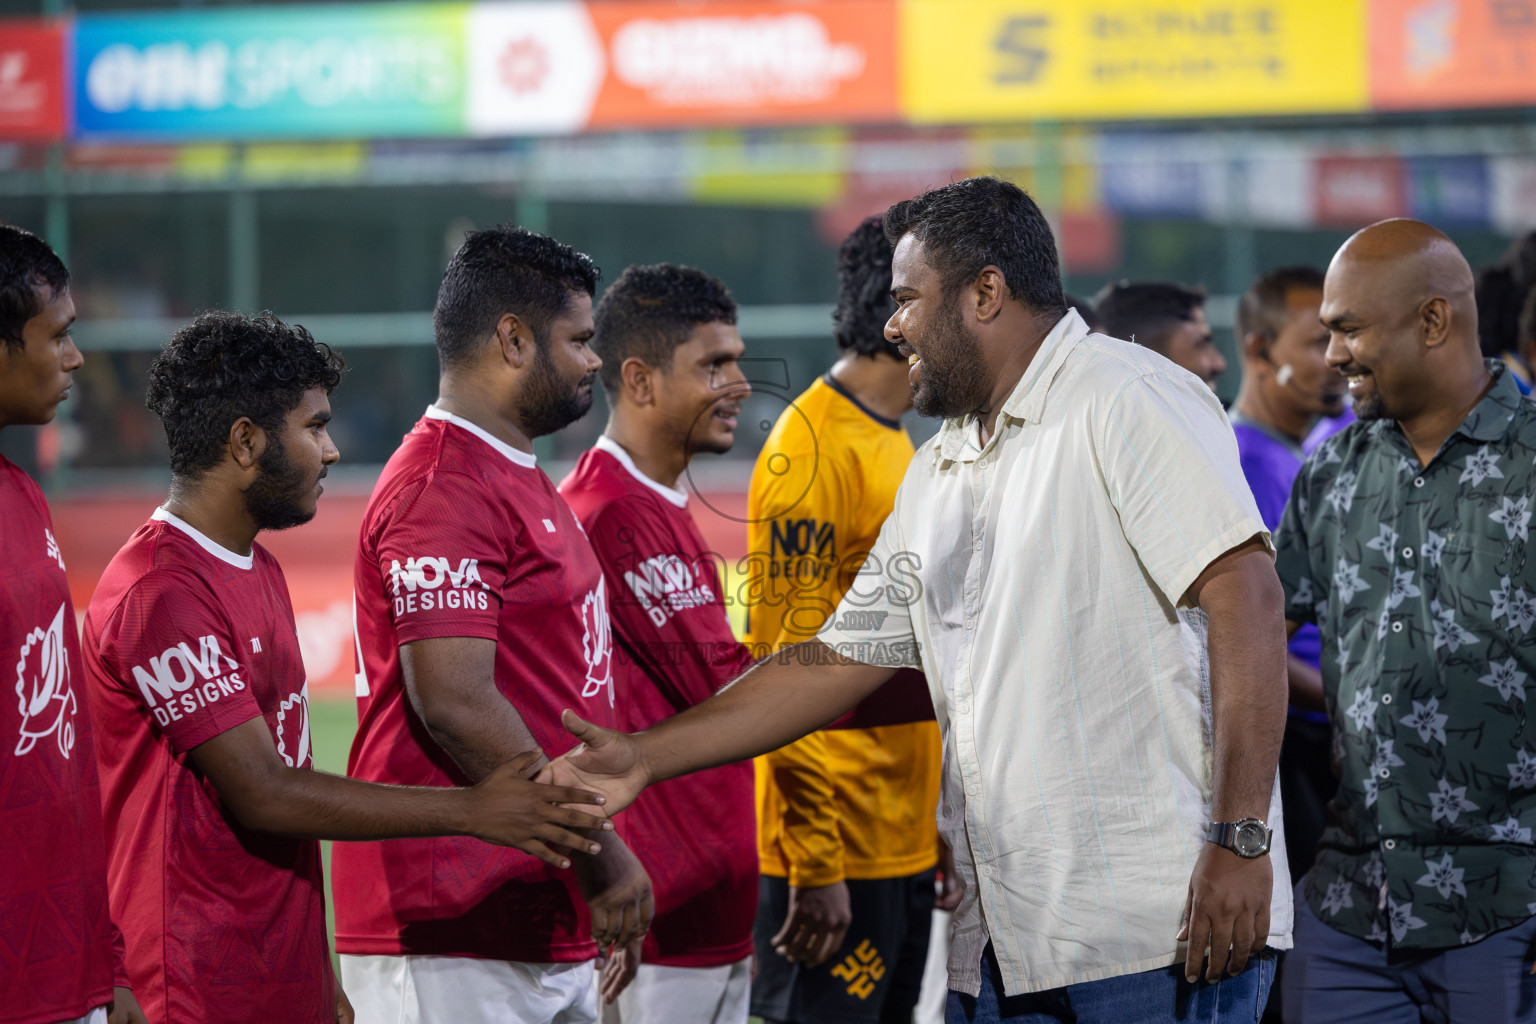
947, 943, 1275, 1024
1283, 881, 1536, 1023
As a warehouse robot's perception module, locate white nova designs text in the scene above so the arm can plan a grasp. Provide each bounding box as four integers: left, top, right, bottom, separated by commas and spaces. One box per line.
389, 555, 491, 615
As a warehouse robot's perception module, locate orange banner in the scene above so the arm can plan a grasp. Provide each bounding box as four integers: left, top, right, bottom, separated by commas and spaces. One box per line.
1371, 0, 1536, 110
585, 0, 898, 130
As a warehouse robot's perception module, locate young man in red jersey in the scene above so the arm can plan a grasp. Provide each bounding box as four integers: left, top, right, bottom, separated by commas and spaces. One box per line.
336, 226, 653, 1024
0, 226, 146, 1024
81, 311, 612, 1024
559, 264, 757, 1023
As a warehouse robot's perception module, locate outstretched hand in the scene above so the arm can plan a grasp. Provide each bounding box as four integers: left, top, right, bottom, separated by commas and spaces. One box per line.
543, 710, 651, 816
468, 750, 613, 868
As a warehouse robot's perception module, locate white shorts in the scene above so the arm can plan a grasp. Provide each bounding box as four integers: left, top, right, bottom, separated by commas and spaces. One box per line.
600, 958, 751, 1024
54, 1008, 108, 1024
341, 953, 597, 1024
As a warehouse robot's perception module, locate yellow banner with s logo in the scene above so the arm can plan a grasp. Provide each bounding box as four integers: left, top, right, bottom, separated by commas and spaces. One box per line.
900, 0, 1367, 123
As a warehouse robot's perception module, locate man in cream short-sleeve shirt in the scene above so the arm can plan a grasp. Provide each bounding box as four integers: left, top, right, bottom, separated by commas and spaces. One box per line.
550, 177, 1294, 1024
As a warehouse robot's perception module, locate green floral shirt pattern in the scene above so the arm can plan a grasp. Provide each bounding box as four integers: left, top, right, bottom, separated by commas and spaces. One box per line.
1276, 362, 1536, 949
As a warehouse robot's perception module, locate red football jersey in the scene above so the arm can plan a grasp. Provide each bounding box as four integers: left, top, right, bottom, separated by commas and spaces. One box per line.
82, 509, 332, 1024
334, 407, 617, 963
559, 438, 757, 968
0, 456, 118, 1024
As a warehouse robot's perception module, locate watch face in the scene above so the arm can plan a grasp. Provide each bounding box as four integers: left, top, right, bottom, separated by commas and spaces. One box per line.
1233, 822, 1269, 857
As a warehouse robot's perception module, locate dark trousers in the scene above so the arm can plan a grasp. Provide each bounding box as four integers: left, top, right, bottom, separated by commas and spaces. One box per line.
1284, 882, 1536, 1023
752, 871, 936, 1024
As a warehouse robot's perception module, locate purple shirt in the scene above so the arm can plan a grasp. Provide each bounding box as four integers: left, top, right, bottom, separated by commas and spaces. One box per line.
1231, 413, 1321, 672
1303, 406, 1354, 454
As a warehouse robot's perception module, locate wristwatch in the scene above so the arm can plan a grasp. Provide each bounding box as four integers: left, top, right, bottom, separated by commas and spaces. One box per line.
1207, 818, 1272, 859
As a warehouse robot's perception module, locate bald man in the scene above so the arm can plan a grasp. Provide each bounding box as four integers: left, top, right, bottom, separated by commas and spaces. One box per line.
1273, 219, 1536, 1021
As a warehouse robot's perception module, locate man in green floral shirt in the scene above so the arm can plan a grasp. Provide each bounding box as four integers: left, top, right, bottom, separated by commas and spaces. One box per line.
1276, 218, 1536, 1020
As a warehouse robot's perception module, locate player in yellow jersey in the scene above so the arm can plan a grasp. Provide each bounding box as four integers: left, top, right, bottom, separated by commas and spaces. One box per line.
746, 217, 955, 1024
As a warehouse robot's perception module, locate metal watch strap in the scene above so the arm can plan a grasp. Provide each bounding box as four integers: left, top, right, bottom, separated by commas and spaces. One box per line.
1207, 821, 1237, 848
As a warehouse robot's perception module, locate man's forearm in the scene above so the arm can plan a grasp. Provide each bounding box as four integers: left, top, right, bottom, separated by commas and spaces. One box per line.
1199, 552, 1289, 821
422, 695, 548, 781
572, 830, 642, 888
636, 640, 894, 784
234, 766, 489, 841
401, 638, 548, 781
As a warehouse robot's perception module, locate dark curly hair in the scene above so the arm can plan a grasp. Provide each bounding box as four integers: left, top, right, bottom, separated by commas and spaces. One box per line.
434, 225, 600, 369
0, 224, 69, 352
592, 263, 737, 397
146, 310, 344, 478
833, 216, 898, 358
883, 177, 1066, 317
1094, 280, 1207, 352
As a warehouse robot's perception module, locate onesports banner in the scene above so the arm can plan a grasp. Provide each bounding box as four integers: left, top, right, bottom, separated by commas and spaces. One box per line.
72, 5, 470, 139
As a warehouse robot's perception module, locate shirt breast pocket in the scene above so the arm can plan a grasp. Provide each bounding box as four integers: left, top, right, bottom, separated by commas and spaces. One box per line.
1440, 520, 1528, 579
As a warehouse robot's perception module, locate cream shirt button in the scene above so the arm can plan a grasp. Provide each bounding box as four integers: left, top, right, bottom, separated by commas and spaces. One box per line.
1384, 839, 1397, 850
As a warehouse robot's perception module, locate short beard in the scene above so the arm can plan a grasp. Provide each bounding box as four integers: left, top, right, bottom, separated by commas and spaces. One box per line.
242, 433, 315, 532
521, 340, 595, 438
912, 295, 991, 419
1351, 392, 1386, 421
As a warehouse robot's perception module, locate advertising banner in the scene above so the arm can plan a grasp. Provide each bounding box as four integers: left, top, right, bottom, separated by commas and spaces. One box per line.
1407, 155, 1491, 227
1314, 154, 1406, 226
899, 0, 1367, 123
1371, 0, 1536, 110
72, 5, 469, 139
1491, 156, 1536, 235
585, 0, 898, 129
74, 0, 898, 140
464, 1, 606, 136
0, 20, 67, 141
59, 0, 1536, 142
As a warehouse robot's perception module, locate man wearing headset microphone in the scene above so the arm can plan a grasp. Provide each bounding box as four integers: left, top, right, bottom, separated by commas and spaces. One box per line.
1228, 267, 1347, 909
